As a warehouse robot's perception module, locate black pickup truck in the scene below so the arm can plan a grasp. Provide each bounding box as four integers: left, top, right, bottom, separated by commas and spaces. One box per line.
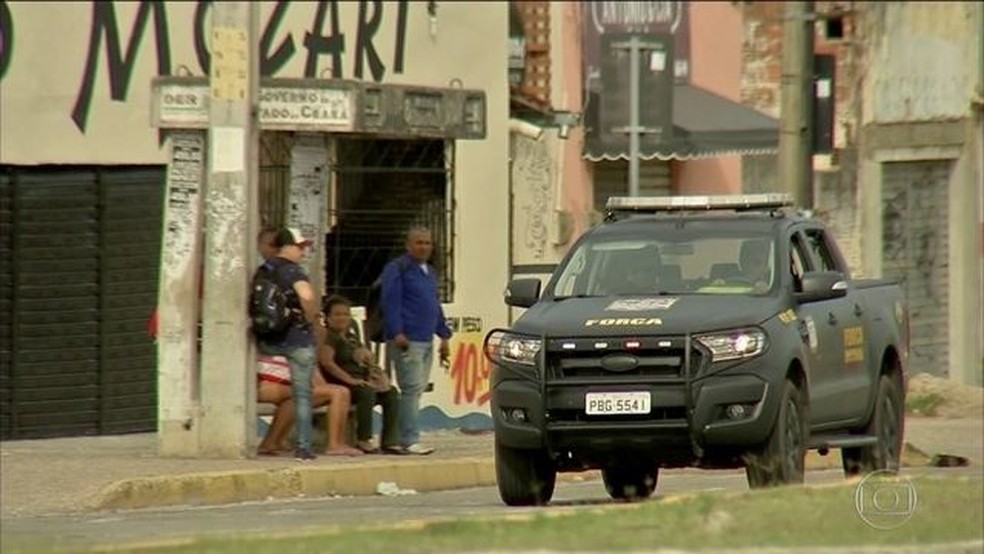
485, 194, 909, 506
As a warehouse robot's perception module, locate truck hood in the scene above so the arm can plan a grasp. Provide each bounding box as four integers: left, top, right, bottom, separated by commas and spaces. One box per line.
511, 295, 783, 337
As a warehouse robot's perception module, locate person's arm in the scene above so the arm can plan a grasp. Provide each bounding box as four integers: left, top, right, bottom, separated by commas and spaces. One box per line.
293, 280, 318, 325
318, 341, 366, 387
380, 261, 405, 340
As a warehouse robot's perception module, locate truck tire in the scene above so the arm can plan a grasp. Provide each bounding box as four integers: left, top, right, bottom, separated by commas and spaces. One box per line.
495, 439, 556, 506
745, 380, 807, 488
842, 374, 904, 477
602, 465, 659, 501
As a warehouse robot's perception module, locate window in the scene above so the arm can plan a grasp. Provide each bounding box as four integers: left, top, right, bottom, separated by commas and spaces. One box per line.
549, 230, 776, 297
327, 139, 454, 305
804, 229, 839, 272
790, 233, 810, 292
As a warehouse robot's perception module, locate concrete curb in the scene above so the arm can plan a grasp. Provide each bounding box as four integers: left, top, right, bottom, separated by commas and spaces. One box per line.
87, 457, 497, 512
86, 443, 935, 512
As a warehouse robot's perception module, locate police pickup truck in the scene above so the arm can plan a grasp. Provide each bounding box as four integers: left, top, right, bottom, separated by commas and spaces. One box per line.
484, 194, 909, 506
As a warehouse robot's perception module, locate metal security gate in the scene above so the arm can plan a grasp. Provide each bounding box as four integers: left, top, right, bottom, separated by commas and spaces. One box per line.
327, 138, 455, 306
881, 160, 952, 378
0, 166, 163, 440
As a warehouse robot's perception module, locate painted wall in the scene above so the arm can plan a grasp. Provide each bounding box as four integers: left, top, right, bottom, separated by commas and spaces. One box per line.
674, 1, 743, 195
859, 2, 983, 385
1, 1, 511, 423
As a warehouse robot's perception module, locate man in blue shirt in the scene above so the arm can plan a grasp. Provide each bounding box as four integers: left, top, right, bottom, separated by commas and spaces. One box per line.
255, 228, 320, 461
381, 227, 452, 455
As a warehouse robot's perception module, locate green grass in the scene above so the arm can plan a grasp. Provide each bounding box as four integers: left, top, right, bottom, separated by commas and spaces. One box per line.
65, 476, 984, 554
906, 391, 945, 416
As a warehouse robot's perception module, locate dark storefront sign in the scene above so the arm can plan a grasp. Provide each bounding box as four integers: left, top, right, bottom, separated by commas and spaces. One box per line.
152, 77, 487, 140
582, 1, 779, 161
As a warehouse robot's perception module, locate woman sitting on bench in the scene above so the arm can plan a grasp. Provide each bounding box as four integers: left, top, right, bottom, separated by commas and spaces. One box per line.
257, 355, 363, 457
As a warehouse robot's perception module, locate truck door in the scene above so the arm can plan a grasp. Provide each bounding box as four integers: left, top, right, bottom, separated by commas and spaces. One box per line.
789, 231, 841, 424
802, 228, 869, 423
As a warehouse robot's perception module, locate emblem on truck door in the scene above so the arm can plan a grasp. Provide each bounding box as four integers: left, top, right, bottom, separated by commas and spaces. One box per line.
584, 317, 663, 327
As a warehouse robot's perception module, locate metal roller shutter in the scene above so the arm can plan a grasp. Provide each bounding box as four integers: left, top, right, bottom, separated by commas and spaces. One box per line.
881, 160, 952, 378
10, 169, 101, 438
1, 166, 163, 440
98, 169, 163, 434
0, 171, 13, 438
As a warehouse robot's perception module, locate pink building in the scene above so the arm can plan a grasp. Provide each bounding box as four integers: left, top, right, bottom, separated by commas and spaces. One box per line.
508, 2, 777, 277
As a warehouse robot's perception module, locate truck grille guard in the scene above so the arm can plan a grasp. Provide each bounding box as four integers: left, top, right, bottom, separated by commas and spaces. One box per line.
530, 330, 705, 459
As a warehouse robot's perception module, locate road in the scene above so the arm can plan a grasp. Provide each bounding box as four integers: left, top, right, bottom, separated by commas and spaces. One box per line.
3, 465, 980, 552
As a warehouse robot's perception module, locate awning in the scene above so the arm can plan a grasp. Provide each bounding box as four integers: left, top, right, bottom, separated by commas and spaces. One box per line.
584, 84, 779, 162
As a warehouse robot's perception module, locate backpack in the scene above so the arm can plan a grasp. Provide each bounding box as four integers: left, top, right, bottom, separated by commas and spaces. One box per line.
249, 261, 293, 337
364, 258, 411, 344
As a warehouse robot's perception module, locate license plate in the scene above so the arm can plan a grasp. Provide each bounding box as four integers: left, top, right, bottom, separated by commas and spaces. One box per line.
585, 391, 651, 415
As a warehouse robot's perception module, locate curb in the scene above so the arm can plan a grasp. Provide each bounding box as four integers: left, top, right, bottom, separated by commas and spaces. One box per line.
87, 443, 936, 512
88, 457, 497, 512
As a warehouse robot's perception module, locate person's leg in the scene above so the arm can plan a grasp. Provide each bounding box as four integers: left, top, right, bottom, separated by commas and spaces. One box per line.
257, 381, 293, 454
393, 341, 433, 449
378, 386, 401, 449
286, 346, 317, 456
351, 384, 377, 444
320, 384, 361, 455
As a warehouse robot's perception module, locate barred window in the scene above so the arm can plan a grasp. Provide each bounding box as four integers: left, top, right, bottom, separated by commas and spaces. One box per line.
326, 138, 454, 306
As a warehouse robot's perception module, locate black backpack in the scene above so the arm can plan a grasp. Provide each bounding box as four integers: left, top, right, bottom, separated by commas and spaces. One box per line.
364, 258, 411, 344
249, 261, 292, 337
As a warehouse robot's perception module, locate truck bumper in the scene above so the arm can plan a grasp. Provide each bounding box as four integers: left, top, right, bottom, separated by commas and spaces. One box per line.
492, 370, 779, 464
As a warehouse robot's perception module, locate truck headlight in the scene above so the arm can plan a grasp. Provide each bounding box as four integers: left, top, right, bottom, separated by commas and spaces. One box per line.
695, 328, 767, 362
485, 330, 541, 367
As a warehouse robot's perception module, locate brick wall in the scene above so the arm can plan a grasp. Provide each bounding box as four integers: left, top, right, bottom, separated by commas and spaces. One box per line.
740, 1, 865, 276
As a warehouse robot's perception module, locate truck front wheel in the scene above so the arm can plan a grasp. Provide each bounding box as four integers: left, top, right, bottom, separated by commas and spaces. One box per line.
745, 379, 807, 488
602, 464, 659, 501
842, 374, 904, 476
495, 439, 556, 506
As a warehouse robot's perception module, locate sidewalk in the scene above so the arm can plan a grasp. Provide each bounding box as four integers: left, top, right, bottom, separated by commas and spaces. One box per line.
1, 418, 980, 518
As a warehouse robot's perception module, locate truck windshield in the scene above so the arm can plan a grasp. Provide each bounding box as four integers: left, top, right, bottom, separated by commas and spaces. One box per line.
551, 231, 777, 297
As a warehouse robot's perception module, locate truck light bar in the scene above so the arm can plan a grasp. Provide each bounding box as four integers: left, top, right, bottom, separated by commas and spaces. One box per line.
606, 194, 794, 212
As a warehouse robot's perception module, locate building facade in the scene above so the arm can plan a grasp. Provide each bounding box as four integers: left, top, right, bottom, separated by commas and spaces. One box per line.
508, 1, 780, 294
741, 1, 983, 385
0, 1, 509, 439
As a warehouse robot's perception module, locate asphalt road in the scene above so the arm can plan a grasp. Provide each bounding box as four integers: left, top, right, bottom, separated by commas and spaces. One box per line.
3, 466, 980, 552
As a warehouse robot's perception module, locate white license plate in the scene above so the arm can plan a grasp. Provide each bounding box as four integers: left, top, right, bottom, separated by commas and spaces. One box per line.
585, 392, 651, 415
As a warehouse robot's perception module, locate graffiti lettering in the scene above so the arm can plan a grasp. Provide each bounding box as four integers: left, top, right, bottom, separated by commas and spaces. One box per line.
193, 1, 212, 74
450, 338, 491, 407
355, 0, 384, 81
304, 1, 345, 78
72, 1, 172, 133
261, 1, 295, 77
65, 1, 411, 134
0, 0, 12, 80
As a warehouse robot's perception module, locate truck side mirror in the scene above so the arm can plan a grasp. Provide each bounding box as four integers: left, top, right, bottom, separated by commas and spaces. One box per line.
795, 271, 848, 303
504, 278, 541, 308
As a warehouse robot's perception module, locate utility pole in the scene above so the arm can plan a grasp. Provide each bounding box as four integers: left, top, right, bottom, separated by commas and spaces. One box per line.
778, 1, 815, 209
612, 36, 662, 197
198, 1, 260, 457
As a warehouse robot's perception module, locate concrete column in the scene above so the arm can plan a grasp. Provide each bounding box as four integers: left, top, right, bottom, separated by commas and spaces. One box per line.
198, 2, 260, 457
288, 134, 329, 295
157, 131, 206, 457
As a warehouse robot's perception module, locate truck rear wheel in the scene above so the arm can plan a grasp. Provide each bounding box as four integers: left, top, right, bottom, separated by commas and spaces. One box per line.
745, 380, 807, 488
602, 464, 659, 501
842, 374, 904, 477
495, 439, 556, 506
